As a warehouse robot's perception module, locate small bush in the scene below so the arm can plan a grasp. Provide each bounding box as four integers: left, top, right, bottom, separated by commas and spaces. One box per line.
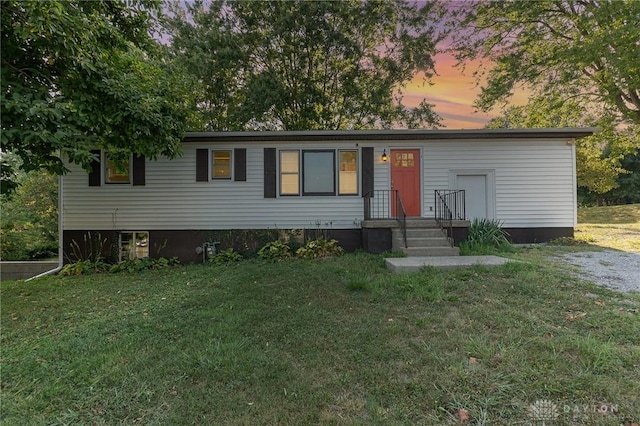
296, 238, 344, 259
209, 248, 243, 265
60, 260, 110, 276
258, 240, 292, 261
462, 219, 512, 254
109, 257, 181, 273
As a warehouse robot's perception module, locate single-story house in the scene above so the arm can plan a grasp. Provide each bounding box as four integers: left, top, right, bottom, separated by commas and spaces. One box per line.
61, 128, 596, 263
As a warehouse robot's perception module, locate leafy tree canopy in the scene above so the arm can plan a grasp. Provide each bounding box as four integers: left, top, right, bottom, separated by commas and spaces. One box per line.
450, 0, 640, 125
1, 0, 191, 193
165, 0, 444, 131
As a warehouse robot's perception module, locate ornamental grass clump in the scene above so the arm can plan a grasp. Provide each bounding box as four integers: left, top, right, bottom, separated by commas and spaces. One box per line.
461, 218, 512, 254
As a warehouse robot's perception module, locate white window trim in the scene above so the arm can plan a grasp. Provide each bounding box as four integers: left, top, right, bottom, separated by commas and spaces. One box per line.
278, 148, 360, 197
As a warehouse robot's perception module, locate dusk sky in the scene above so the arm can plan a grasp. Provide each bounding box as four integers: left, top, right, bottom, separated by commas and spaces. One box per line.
402, 52, 529, 129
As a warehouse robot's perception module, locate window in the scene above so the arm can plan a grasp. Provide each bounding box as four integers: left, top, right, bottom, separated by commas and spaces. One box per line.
212, 150, 232, 179
280, 150, 300, 195
339, 150, 358, 195
105, 155, 130, 184
119, 232, 149, 261
275, 149, 359, 197
303, 150, 335, 195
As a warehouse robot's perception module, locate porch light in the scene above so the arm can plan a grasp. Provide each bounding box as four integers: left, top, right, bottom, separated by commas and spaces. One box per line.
381, 149, 388, 162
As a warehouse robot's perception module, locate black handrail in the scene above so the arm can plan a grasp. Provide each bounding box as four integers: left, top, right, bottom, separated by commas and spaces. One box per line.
434, 189, 465, 242
364, 189, 407, 248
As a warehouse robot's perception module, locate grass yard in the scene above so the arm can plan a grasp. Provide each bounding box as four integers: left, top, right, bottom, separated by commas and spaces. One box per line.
576, 203, 640, 252
2, 250, 640, 425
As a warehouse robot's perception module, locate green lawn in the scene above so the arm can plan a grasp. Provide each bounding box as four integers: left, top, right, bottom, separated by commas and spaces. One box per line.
2, 252, 639, 424
576, 203, 640, 251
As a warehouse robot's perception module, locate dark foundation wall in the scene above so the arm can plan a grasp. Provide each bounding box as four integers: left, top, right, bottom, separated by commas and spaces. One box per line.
362, 228, 393, 254
504, 227, 573, 244
452, 226, 573, 245
64, 229, 364, 265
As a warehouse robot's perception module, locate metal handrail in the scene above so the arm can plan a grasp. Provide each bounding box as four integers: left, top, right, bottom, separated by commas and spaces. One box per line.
364, 189, 408, 248
434, 189, 465, 243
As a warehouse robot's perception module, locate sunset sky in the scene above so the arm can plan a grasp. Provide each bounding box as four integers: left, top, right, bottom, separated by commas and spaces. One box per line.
402, 52, 529, 129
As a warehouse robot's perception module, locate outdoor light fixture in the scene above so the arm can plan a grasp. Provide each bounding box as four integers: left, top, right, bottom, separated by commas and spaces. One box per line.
381, 149, 388, 162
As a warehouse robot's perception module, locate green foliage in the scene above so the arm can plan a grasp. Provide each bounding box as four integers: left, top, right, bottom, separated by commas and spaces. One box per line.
460, 219, 512, 254
208, 248, 243, 265
202, 229, 300, 256
109, 257, 181, 273
0, 0, 191, 194
450, 0, 640, 125
65, 232, 108, 264
295, 238, 345, 259
166, 0, 444, 131
258, 240, 292, 261
0, 170, 58, 260
60, 260, 110, 276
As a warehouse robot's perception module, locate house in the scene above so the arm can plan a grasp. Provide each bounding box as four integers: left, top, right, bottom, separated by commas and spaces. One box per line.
61, 128, 596, 263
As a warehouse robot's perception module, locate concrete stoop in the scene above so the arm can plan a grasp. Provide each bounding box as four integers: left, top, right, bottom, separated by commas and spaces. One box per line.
392, 219, 459, 257
385, 256, 514, 273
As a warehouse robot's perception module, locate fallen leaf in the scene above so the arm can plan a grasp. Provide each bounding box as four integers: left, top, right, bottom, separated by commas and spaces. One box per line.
594, 300, 605, 306
468, 357, 478, 364
458, 408, 469, 423
565, 312, 586, 322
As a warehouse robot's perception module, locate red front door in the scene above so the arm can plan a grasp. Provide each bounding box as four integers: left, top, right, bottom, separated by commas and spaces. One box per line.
390, 149, 421, 217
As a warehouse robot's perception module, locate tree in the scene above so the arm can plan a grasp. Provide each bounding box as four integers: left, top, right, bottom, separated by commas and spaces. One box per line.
1, 1, 191, 194
165, 0, 444, 131
485, 96, 640, 200
0, 169, 58, 260
450, 0, 640, 125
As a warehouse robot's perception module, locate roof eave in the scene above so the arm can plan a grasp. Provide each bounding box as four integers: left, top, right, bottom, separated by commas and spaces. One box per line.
182, 128, 598, 143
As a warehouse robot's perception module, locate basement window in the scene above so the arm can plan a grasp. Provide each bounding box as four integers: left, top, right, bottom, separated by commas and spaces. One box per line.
119, 232, 149, 261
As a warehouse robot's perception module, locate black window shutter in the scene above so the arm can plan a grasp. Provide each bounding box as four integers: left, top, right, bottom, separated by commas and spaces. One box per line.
88, 149, 101, 186
132, 154, 145, 186
264, 148, 276, 198
361, 147, 374, 197
234, 148, 246, 182
196, 149, 208, 182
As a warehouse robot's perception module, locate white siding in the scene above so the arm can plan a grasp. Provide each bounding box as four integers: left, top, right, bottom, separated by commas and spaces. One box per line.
63, 137, 577, 231
422, 139, 576, 227
63, 141, 363, 230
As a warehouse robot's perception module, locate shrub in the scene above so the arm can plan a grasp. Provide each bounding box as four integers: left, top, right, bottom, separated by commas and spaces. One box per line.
60, 260, 110, 276
109, 257, 181, 273
258, 240, 292, 261
209, 248, 243, 265
461, 219, 512, 254
296, 238, 344, 259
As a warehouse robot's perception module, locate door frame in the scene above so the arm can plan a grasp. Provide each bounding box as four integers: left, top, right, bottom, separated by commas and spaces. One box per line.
389, 148, 423, 217
448, 169, 496, 220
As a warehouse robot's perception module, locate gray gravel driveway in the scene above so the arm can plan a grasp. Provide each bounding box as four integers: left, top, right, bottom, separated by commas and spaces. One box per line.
561, 250, 640, 293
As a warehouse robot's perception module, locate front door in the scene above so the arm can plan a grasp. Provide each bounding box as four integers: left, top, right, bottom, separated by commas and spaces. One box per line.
390, 149, 421, 217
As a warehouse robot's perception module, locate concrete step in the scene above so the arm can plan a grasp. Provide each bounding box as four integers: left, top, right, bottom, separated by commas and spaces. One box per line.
402, 246, 460, 257
404, 218, 439, 228
402, 228, 447, 238
402, 237, 453, 247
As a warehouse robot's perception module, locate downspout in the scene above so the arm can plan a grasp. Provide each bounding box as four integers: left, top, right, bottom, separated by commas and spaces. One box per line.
26, 172, 64, 281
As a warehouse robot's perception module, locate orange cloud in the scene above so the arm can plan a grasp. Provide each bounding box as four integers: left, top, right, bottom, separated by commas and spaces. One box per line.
403, 52, 530, 129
